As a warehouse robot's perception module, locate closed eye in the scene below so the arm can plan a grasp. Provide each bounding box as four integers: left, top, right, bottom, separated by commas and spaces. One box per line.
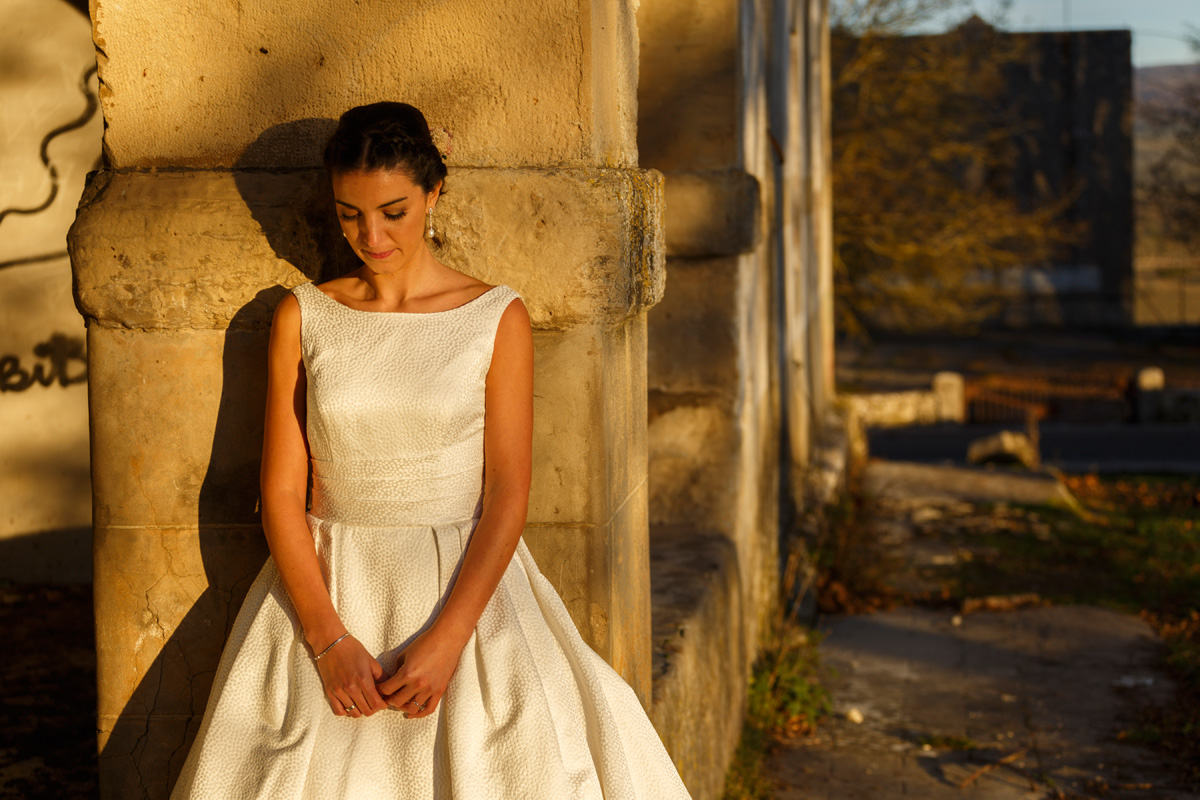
384, 212, 406, 221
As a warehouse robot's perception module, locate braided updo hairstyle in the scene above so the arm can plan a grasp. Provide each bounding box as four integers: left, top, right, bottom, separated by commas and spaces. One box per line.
324, 102, 448, 247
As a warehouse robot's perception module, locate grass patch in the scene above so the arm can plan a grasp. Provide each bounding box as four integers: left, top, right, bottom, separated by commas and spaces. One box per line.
944, 474, 1200, 784
917, 733, 978, 751
811, 487, 904, 614
722, 544, 833, 800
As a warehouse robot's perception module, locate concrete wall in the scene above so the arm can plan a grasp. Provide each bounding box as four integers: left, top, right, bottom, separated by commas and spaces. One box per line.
70, 2, 665, 797
0, 0, 101, 582
639, 0, 834, 797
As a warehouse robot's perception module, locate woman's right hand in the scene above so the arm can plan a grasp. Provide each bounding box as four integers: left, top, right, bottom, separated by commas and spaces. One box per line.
311, 633, 388, 718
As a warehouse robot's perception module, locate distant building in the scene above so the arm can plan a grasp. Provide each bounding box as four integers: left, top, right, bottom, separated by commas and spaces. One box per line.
996, 22, 1134, 327
855, 17, 1134, 329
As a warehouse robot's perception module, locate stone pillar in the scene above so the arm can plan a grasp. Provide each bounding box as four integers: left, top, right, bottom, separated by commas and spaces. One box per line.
638, 0, 783, 794
933, 371, 966, 423
1136, 366, 1165, 423
809, 0, 836, 421
69, 2, 662, 797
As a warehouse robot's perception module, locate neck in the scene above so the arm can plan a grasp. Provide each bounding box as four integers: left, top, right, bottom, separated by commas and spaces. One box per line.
357, 245, 439, 302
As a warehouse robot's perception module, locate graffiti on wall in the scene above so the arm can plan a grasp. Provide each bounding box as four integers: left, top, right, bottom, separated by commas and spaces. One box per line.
0, 333, 87, 392
0, 61, 101, 271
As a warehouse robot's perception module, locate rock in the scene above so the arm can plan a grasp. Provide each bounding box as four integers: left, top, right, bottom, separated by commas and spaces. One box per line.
862, 461, 1075, 507
845, 707, 864, 724
967, 430, 1040, 470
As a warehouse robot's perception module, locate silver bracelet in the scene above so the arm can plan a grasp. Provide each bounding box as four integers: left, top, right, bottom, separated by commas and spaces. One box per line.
313, 632, 351, 661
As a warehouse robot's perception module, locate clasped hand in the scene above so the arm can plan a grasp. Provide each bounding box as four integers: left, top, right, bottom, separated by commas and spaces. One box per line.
314, 628, 463, 720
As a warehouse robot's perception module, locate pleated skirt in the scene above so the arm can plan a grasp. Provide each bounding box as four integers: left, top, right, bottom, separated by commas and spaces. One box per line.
170, 513, 692, 800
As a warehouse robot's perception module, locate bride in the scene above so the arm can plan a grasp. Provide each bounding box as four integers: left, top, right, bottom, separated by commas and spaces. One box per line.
169, 101, 693, 799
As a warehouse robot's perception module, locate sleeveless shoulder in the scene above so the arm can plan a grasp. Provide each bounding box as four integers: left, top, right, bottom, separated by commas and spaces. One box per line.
289, 281, 328, 366
471, 284, 522, 319
290, 281, 320, 313
467, 285, 523, 374
289, 281, 322, 326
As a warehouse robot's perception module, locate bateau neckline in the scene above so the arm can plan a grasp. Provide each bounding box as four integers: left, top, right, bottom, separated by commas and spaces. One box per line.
306, 282, 505, 316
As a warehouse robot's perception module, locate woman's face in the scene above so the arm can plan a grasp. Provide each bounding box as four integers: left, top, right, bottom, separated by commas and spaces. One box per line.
330, 168, 439, 272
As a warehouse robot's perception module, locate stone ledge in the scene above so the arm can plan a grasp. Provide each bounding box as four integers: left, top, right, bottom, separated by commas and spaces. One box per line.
648, 525, 747, 800
69, 167, 664, 332
663, 170, 760, 258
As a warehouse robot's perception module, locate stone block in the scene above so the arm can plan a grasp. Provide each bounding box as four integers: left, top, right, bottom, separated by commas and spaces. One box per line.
530, 319, 647, 527
648, 403, 738, 532
93, 524, 268, 747
933, 371, 965, 423
648, 256, 739, 396
86, 326, 268, 528
95, 522, 268, 798
649, 526, 746, 800
91, 0, 638, 169
69, 168, 664, 332
599, 314, 649, 524
99, 714, 194, 800
523, 478, 651, 706
637, 0, 739, 172
862, 461, 1075, 507
967, 430, 1041, 470
663, 171, 760, 257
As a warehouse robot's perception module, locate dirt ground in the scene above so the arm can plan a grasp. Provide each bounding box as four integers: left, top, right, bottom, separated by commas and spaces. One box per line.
0, 583, 97, 799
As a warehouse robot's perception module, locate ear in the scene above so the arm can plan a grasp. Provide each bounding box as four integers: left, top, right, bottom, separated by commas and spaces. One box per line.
428, 180, 443, 209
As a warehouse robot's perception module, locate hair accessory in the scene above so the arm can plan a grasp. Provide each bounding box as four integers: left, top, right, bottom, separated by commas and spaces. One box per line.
314, 632, 351, 661
430, 126, 453, 161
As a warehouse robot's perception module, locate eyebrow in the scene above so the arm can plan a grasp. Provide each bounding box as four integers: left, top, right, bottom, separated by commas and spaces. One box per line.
334, 196, 409, 210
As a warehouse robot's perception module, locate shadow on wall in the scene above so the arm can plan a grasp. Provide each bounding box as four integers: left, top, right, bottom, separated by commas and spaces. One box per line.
97, 119, 360, 799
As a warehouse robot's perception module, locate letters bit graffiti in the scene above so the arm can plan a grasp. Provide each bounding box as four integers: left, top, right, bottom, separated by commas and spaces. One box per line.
0, 332, 87, 392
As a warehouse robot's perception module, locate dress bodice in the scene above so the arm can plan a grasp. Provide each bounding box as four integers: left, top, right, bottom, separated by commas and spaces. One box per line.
292, 280, 520, 527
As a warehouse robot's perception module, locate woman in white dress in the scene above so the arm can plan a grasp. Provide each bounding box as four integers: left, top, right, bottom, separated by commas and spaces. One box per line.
170, 102, 693, 799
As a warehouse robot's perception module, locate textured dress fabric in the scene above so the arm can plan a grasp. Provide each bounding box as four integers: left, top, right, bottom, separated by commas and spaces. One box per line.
170, 281, 692, 800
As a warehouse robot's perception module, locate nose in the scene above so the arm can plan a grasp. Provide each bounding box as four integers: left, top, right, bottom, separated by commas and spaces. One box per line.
357, 216, 386, 249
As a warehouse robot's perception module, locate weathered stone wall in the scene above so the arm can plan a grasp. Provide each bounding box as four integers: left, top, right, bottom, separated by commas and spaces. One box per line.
639, 0, 835, 796
91, 1, 638, 169
71, 2, 665, 797
0, 0, 100, 582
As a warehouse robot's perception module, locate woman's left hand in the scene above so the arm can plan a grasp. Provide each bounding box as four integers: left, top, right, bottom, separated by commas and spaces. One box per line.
377, 626, 467, 719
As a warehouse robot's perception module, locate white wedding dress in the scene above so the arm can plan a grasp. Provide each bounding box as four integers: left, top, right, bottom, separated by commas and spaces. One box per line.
170, 281, 692, 799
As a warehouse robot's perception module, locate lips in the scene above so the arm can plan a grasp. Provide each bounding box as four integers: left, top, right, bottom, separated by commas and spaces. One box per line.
363, 249, 396, 260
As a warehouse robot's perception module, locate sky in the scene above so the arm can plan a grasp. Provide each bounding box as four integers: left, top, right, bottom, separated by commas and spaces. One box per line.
923, 0, 1198, 66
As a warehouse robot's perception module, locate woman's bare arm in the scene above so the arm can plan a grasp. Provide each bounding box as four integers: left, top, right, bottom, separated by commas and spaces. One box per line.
378, 296, 534, 717
260, 293, 387, 717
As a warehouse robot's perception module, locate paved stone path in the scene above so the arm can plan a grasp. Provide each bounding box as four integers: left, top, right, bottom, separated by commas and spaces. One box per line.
768, 606, 1189, 799
767, 462, 1194, 799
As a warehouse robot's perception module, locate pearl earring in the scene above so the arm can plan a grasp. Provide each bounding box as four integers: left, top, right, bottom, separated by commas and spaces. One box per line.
426, 207, 435, 238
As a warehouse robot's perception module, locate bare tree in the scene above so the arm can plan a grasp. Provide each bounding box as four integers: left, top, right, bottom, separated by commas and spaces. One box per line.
831, 0, 1082, 336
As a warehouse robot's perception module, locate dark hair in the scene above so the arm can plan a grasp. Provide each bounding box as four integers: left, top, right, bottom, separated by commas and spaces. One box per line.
323, 102, 448, 196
